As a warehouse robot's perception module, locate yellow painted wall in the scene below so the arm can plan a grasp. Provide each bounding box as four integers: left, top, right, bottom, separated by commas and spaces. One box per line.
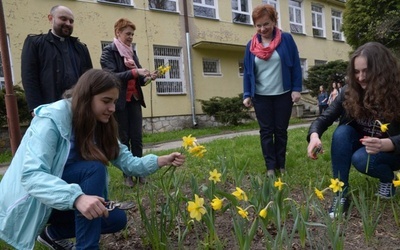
2, 0, 351, 119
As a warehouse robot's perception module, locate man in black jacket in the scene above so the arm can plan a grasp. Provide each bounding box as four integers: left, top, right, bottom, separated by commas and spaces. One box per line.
21, 5, 92, 114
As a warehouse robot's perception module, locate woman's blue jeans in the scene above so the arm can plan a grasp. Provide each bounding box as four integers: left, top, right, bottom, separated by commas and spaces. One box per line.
47, 161, 127, 249
252, 92, 293, 170
331, 125, 400, 194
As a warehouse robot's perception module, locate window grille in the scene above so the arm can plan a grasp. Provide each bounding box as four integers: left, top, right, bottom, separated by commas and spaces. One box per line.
289, 0, 303, 33
149, 0, 178, 12
232, 0, 251, 24
202, 58, 220, 75
153, 46, 185, 95
194, 0, 218, 19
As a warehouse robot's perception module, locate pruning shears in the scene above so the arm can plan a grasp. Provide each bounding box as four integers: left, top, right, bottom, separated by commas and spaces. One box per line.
105, 201, 135, 211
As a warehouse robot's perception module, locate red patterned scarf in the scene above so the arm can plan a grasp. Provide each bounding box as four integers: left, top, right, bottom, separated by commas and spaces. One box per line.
250, 28, 282, 60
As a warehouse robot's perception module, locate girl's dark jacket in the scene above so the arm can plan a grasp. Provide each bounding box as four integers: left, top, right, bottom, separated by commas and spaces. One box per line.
100, 42, 146, 110
307, 85, 400, 155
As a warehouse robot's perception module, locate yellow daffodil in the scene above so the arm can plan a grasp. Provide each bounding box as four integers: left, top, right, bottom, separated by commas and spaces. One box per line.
393, 173, 400, 187
157, 64, 171, 76
380, 123, 389, 132
232, 187, 248, 201
329, 178, 344, 193
236, 206, 249, 219
314, 187, 325, 200
211, 196, 223, 211
376, 120, 390, 133
182, 134, 196, 149
188, 145, 207, 158
209, 169, 222, 184
187, 194, 206, 221
259, 208, 268, 218
274, 178, 285, 191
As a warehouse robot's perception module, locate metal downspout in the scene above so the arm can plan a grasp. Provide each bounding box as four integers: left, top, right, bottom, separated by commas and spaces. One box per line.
183, 0, 197, 127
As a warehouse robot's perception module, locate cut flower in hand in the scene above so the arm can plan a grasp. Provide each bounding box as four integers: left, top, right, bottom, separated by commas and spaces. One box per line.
364, 120, 390, 173
144, 63, 171, 86
182, 134, 207, 158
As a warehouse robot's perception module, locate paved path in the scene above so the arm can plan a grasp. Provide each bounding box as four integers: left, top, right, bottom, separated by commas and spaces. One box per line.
0, 123, 311, 176
144, 123, 310, 153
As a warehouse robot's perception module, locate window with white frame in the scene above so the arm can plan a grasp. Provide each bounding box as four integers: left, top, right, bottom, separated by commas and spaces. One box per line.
153, 46, 185, 95
262, 0, 277, 9
101, 41, 112, 50
101, 41, 136, 51
193, 0, 218, 19
0, 52, 4, 90
202, 58, 221, 75
300, 58, 308, 91
238, 59, 244, 76
314, 60, 327, 66
289, 0, 304, 34
0, 36, 13, 90
98, 0, 132, 5
312, 5, 324, 37
332, 10, 343, 41
149, 0, 178, 12
262, 0, 280, 28
231, 0, 251, 24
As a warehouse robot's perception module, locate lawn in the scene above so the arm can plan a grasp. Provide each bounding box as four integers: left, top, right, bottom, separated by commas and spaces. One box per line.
1, 120, 400, 249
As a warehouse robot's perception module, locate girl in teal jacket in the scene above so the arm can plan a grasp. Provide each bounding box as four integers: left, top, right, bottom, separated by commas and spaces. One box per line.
0, 69, 185, 249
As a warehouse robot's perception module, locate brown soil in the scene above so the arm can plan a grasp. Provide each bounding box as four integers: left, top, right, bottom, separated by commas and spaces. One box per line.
100, 187, 400, 250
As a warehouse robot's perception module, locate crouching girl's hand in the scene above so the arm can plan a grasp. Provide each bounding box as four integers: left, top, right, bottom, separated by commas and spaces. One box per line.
74, 194, 109, 220
158, 152, 186, 167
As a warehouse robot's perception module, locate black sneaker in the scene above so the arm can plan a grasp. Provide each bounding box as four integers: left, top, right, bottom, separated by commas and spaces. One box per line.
328, 196, 350, 219
375, 182, 396, 199
37, 226, 75, 250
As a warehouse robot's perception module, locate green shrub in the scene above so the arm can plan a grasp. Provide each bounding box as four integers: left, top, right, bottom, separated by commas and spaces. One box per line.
198, 94, 252, 126
0, 85, 31, 127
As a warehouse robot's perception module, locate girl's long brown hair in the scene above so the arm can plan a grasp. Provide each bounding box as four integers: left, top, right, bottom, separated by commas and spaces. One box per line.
64, 69, 121, 164
343, 42, 400, 121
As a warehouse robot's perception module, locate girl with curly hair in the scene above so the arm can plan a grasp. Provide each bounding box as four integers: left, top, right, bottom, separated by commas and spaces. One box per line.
306, 42, 400, 218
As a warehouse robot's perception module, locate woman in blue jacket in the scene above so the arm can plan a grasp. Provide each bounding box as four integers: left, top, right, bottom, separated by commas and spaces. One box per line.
243, 4, 302, 177
0, 69, 185, 249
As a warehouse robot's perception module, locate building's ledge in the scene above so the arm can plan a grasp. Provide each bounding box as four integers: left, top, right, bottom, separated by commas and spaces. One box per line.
192, 41, 245, 52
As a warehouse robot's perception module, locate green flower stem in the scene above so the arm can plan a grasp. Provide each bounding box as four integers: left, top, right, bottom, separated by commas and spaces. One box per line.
144, 78, 152, 86
365, 121, 377, 173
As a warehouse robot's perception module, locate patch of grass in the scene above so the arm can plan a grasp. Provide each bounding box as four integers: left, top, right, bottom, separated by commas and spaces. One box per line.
141, 125, 337, 189
1, 121, 389, 249
1, 117, 320, 249
143, 118, 307, 145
